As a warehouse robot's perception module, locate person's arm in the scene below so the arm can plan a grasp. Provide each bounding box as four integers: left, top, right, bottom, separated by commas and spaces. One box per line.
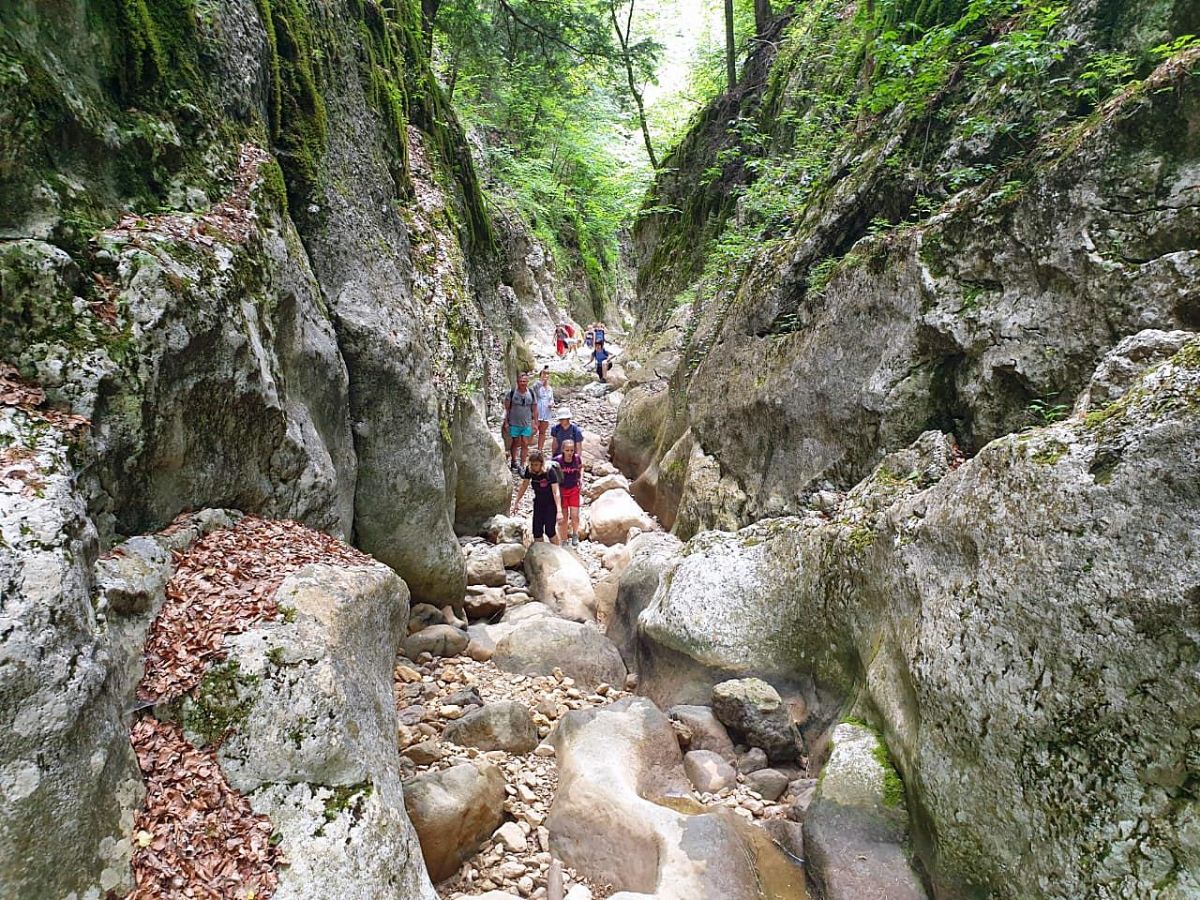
510, 478, 528, 513
503, 393, 512, 424
551, 473, 561, 510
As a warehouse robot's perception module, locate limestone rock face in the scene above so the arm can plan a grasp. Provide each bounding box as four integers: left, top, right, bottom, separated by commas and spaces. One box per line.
190, 563, 437, 900
403, 761, 507, 882
804, 724, 926, 900
623, 28, 1200, 535
0, 412, 143, 899
548, 698, 806, 899
523, 542, 597, 621
617, 337, 1200, 897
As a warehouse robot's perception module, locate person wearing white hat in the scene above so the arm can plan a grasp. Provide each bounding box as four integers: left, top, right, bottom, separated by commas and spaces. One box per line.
550, 409, 583, 456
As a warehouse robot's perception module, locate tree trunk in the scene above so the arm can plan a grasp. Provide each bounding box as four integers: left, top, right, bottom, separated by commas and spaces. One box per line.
609, 1, 659, 169
725, 0, 737, 90
421, 0, 440, 55
754, 0, 773, 38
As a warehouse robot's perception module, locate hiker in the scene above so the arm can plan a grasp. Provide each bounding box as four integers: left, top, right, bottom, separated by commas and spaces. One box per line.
503, 372, 536, 473
533, 367, 555, 452
555, 322, 568, 357
550, 408, 584, 456
555, 438, 583, 546
584, 324, 595, 351
594, 321, 606, 345
591, 340, 614, 382
510, 450, 561, 545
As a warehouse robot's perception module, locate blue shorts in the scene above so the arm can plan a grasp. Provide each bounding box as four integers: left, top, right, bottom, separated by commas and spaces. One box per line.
510, 425, 533, 439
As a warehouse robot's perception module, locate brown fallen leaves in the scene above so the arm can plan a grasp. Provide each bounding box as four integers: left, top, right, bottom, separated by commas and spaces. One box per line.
0, 363, 90, 436
128, 516, 374, 899
106, 145, 268, 250
128, 718, 280, 900
139, 515, 372, 703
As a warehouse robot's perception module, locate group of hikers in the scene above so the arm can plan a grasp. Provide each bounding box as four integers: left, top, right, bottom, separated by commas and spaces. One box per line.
503, 372, 585, 545
554, 320, 615, 381
503, 317, 616, 545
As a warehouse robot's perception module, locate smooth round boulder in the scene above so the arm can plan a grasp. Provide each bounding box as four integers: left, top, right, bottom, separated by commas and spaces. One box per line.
683, 750, 737, 793
585, 473, 630, 502
523, 542, 597, 621
712, 678, 800, 762
746, 768, 791, 802
404, 624, 469, 659
492, 617, 627, 689
498, 542, 527, 568
403, 760, 506, 882
443, 700, 539, 753
587, 489, 655, 546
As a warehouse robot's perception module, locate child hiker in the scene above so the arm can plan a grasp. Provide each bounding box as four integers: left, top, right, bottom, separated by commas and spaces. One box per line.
555, 439, 583, 546
510, 450, 561, 545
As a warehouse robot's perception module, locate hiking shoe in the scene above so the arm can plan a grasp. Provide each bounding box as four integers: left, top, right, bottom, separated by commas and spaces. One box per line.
571, 534, 579, 547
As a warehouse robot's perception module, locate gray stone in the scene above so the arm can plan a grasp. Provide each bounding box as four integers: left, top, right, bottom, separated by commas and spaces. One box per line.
408, 602, 448, 634
737, 747, 769, 774
804, 724, 926, 900
93, 535, 171, 615
682, 750, 736, 793
201, 563, 437, 900
666, 705, 736, 760
523, 541, 596, 621
484, 515, 531, 546
463, 586, 507, 620
404, 761, 507, 882
712, 679, 800, 763
746, 768, 790, 802
466, 545, 508, 588
443, 701, 539, 754
492, 618, 627, 689
403, 625, 470, 659
497, 542, 527, 569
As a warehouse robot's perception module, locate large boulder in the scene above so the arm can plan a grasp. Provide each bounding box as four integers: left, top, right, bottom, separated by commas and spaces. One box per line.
403, 761, 507, 882
451, 395, 512, 536
193, 563, 437, 899
492, 618, 626, 689
711, 678, 801, 763
523, 542, 597, 621
587, 489, 655, 546
548, 698, 805, 898
804, 723, 927, 900
442, 701, 539, 754
0, 411, 154, 899
682, 750, 736, 794
404, 624, 469, 659
614, 337, 1200, 897
607, 531, 682, 668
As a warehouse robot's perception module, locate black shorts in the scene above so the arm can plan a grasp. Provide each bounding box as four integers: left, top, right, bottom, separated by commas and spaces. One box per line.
532, 503, 558, 539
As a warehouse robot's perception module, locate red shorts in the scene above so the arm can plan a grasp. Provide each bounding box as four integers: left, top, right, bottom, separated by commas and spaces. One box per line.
560, 486, 581, 509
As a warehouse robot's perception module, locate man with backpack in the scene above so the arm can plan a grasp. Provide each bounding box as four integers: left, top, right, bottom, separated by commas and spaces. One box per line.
503, 372, 536, 474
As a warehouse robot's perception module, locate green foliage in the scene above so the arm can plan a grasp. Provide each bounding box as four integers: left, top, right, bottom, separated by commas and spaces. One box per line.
185, 660, 257, 745
432, 0, 657, 314
1027, 398, 1070, 426
94, 0, 198, 98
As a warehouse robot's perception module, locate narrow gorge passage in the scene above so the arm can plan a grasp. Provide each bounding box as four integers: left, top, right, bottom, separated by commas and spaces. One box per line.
403, 339, 813, 899
2, 0, 1198, 898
